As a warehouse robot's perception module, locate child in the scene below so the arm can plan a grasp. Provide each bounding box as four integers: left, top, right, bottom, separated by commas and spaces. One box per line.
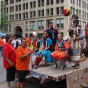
50, 34, 70, 70
33, 31, 53, 69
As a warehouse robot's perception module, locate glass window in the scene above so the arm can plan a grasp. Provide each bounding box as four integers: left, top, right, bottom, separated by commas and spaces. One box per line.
47, 0, 49, 5
41, 10, 44, 16
15, 14, 18, 20
26, 12, 28, 19
46, 9, 49, 15
56, 0, 59, 3
56, 7, 59, 15
38, 0, 40, 7
25, 22, 28, 30
30, 2, 32, 8
38, 10, 40, 17
23, 4, 25, 10
34, 1, 36, 8
60, 7, 64, 14
26, 3, 28, 9
51, 0, 53, 4
16, 5, 18, 11
33, 11, 36, 17
38, 20, 44, 30
50, 8, 53, 15
30, 21, 36, 30
23, 13, 25, 19
56, 18, 64, 28
42, 0, 44, 6
19, 14, 21, 19
19, 5, 21, 11
61, 0, 64, 3
30, 12, 32, 18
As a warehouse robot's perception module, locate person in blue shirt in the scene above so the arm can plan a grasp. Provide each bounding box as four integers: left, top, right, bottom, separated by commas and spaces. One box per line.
33, 31, 53, 69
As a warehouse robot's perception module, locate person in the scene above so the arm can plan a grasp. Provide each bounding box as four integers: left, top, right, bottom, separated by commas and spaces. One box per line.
0, 38, 4, 56
70, 14, 86, 68
55, 25, 59, 31
16, 38, 33, 88
33, 31, 53, 69
26, 36, 31, 48
46, 22, 58, 51
2, 35, 16, 88
50, 34, 70, 70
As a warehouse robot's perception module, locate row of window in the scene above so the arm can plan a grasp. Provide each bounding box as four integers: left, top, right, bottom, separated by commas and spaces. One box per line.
25, 18, 64, 30
4, 0, 21, 5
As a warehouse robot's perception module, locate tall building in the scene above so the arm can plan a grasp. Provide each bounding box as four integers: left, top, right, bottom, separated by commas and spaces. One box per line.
1, 0, 88, 38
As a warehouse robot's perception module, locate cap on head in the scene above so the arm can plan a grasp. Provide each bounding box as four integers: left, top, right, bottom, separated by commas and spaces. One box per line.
33, 32, 37, 36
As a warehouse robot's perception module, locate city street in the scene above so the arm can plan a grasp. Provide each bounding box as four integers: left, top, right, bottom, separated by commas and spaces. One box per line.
0, 56, 66, 88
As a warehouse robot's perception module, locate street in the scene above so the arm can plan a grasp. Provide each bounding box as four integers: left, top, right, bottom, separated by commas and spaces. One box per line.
0, 56, 66, 88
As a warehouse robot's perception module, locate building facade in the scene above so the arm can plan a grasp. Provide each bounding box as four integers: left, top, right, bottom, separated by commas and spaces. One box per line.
1, 0, 88, 38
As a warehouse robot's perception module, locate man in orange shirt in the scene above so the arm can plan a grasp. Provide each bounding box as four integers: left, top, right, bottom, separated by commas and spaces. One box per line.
0, 38, 4, 56
16, 38, 32, 88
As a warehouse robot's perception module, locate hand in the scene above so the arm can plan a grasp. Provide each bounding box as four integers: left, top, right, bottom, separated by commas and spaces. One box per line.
75, 37, 79, 40
9, 61, 14, 67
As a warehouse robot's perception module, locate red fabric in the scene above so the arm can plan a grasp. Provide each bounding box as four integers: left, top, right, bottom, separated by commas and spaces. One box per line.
3, 43, 16, 68
50, 51, 59, 59
64, 42, 70, 50
85, 30, 88, 36
85, 24, 88, 28
35, 57, 42, 66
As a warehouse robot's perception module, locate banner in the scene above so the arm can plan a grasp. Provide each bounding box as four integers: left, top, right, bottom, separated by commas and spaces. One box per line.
66, 67, 88, 88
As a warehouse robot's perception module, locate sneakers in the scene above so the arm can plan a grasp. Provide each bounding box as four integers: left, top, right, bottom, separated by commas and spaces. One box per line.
72, 63, 80, 69
33, 65, 38, 69
52, 64, 58, 68
61, 65, 66, 70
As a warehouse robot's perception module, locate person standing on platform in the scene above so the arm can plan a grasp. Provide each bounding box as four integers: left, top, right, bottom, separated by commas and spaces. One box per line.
46, 22, 58, 51
3, 35, 16, 88
16, 38, 33, 88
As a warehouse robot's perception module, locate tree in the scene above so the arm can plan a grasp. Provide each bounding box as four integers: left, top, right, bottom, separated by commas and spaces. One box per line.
1, 2, 10, 32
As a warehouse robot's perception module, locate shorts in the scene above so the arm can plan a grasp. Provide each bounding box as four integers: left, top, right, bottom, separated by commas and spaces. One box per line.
6, 67, 16, 82
17, 70, 29, 82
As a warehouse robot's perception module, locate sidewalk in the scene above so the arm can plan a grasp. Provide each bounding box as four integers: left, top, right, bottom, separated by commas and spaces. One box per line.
0, 81, 17, 88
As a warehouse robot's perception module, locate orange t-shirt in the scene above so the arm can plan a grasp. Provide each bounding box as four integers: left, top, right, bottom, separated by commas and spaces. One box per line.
26, 38, 30, 46
16, 46, 30, 70
0, 38, 4, 46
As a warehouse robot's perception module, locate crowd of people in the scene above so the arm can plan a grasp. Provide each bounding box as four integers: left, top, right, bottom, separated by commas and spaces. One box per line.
0, 14, 88, 88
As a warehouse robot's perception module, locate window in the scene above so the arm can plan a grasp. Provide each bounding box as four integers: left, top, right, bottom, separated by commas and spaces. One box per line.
41, 10, 44, 16
38, 20, 44, 29
46, 19, 53, 28
71, 0, 75, 4
56, 7, 59, 14
23, 4, 25, 10
26, 12, 28, 19
61, 0, 64, 3
87, 13, 88, 19
38, 0, 40, 7
56, 18, 64, 28
4, 0, 8, 5
30, 2, 32, 8
60, 7, 64, 14
47, 0, 49, 5
50, 8, 53, 15
79, 20, 81, 25
19, 14, 21, 19
26, 3, 28, 9
51, 0, 53, 4
38, 10, 40, 17
79, 0, 81, 7
46, 9, 49, 15
34, 1, 36, 8
19, 5, 21, 11
25, 22, 28, 30
30, 21, 36, 30
76, 9, 78, 14
16, 5, 18, 11
37, 33, 43, 39
23, 13, 25, 19
79, 10, 81, 17
30, 12, 32, 18
16, 0, 21, 2
87, 4, 88, 10
6, 8, 8, 13
56, 0, 59, 3
33, 11, 36, 17
15, 14, 18, 20
10, 0, 14, 4
42, 0, 44, 6
82, 21, 86, 27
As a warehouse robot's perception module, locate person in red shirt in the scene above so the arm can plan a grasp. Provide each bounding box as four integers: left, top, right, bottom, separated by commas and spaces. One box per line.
3, 35, 16, 88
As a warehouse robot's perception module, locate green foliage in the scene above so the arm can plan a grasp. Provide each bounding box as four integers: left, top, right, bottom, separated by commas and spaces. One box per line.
1, 3, 10, 32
